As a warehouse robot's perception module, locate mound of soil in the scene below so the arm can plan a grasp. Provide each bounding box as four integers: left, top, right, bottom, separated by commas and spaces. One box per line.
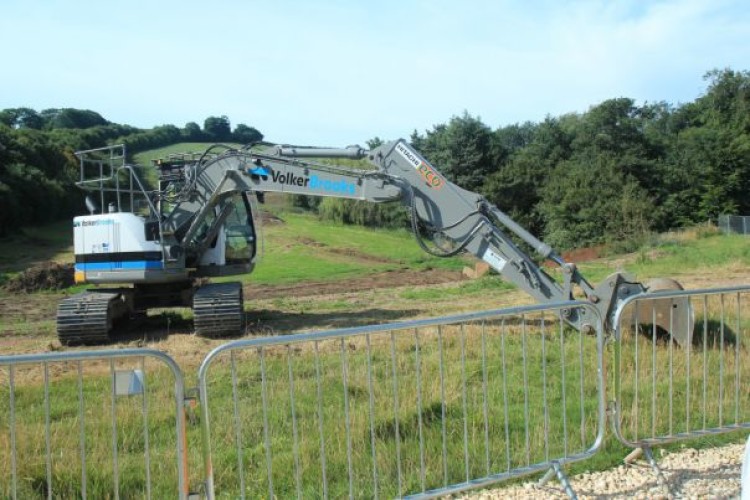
3, 262, 75, 293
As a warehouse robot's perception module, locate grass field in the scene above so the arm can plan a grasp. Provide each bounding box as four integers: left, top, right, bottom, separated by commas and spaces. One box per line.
1, 204, 750, 497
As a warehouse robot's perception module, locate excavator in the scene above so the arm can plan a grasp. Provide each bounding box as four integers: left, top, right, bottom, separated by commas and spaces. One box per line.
57, 140, 693, 345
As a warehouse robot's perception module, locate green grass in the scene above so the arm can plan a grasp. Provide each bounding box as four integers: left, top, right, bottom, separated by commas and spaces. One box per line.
572, 232, 750, 286
220, 211, 466, 286
4, 304, 749, 497
399, 276, 515, 300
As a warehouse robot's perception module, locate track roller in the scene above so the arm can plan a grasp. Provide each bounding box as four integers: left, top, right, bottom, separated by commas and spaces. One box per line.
193, 282, 244, 337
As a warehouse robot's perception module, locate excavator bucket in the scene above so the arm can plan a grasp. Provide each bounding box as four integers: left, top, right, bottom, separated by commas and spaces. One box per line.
632, 278, 695, 346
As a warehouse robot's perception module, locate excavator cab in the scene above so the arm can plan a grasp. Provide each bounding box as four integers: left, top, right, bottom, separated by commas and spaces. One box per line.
193, 192, 259, 277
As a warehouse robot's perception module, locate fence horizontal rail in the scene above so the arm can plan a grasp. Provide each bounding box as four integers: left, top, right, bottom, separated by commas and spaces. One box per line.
0, 348, 189, 500
198, 301, 605, 499
611, 285, 750, 449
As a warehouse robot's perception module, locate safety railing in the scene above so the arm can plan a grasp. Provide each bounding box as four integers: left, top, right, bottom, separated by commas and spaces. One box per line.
4, 287, 749, 498
197, 302, 605, 499
610, 286, 750, 470
0, 349, 189, 500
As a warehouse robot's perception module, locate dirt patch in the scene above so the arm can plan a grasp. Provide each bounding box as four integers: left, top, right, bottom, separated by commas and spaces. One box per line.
297, 236, 326, 247
244, 268, 465, 300
327, 247, 396, 264
260, 212, 285, 225
3, 262, 74, 293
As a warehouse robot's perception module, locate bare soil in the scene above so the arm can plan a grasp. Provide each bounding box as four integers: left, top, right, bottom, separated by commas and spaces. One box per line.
244, 268, 464, 299
2, 261, 74, 293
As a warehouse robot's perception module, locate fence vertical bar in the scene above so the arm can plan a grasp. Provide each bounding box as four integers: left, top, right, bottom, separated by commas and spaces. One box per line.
287, 345, 302, 499
77, 361, 87, 499
229, 350, 246, 497
7, 365, 17, 500
414, 329, 426, 492
140, 357, 152, 500
459, 324, 470, 481
541, 314, 550, 462
736, 293, 742, 425
703, 295, 708, 430
44, 362, 52, 500
438, 325, 448, 486
365, 334, 378, 499
501, 319, 511, 473
559, 315, 568, 458
110, 359, 119, 500
522, 316, 531, 466
685, 299, 691, 434
669, 301, 674, 437
314, 341, 328, 499
651, 311, 657, 439
259, 347, 274, 499
634, 302, 640, 440
341, 338, 354, 499
579, 316, 586, 447
390, 331, 403, 496
720, 295, 725, 426
480, 321, 491, 474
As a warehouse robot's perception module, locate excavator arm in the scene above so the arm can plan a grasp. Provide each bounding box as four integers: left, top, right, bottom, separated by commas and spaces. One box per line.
170, 139, 655, 332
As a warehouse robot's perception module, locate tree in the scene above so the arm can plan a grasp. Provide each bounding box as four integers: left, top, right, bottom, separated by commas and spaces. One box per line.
232, 123, 263, 144
41, 108, 109, 129
366, 137, 384, 149
203, 115, 231, 141
539, 154, 654, 249
411, 112, 494, 192
182, 122, 203, 141
482, 117, 572, 235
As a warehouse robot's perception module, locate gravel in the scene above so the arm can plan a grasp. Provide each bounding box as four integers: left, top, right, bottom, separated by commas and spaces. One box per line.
464, 441, 746, 499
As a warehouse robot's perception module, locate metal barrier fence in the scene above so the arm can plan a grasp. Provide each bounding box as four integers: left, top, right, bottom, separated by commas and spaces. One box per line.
719, 214, 750, 235
198, 302, 605, 499
610, 286, 750, 468
3, 286, 749, 498
0, 348, 189, 500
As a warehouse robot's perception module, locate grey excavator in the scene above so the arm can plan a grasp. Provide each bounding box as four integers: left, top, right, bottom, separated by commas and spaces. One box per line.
57, 140, 692, 345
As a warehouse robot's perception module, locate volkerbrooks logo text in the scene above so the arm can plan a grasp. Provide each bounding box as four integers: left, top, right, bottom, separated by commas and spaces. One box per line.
269, 170, 356, 195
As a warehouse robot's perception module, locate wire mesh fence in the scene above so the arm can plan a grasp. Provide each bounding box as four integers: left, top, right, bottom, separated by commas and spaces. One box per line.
718, 215, 750, 235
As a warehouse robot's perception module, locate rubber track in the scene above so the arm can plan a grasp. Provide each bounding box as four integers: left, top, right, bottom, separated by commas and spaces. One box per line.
56, 291, 118, 345
193, 282, 244, 337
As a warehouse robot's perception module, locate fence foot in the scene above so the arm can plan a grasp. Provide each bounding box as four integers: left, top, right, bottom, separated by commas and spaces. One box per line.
537, 461, 577, 499
624, 447, 643, 464
642, 446, 672, 495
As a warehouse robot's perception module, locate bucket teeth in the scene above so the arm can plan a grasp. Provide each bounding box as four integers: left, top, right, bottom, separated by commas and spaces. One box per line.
193, 282, 244, 338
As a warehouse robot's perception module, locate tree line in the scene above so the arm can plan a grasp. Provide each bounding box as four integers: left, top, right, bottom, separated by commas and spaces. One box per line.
1, 68, 748, 249
0, 111, 262, 236
315, 69, 750, 250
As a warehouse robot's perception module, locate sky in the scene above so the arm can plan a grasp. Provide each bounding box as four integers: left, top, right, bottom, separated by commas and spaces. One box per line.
1, 0, 748, 146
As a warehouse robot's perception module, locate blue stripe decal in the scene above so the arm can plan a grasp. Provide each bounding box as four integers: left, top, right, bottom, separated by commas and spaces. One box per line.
76, 261, 164, 271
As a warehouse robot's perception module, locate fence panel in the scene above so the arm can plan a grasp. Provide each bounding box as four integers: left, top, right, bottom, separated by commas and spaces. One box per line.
719, 215, 750, 235
0, 348, 188, 499
611, 286, 750, 449
198, 302, 605, 499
